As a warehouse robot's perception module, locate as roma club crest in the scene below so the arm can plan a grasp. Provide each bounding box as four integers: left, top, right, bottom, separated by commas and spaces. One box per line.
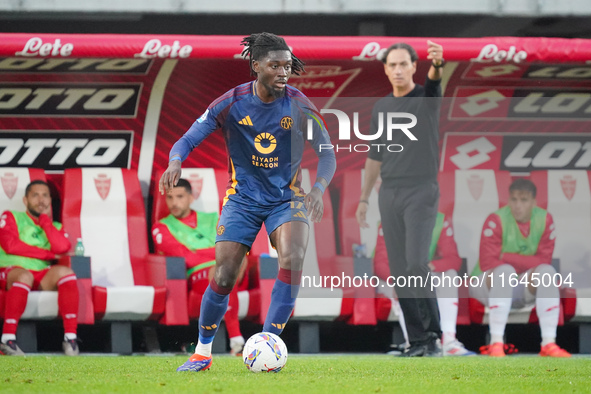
1, 172, 18, 200
94, 174, 111, 200
188, 173, 203, 200
560, 175, 576, 201
467, 174, 484, 201
280, 116, 293, 130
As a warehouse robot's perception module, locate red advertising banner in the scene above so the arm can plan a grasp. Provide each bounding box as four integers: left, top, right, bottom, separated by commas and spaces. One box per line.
1, 34, 591, 196
1, 34, 591, 62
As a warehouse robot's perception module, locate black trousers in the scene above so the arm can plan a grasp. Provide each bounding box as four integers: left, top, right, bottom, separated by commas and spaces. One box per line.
378, 180, 442, 344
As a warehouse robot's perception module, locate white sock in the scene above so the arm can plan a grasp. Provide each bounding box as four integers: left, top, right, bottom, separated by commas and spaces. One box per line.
488, 297, 511, 344
488, 266, 513, 345
194, 341, 213, 357
534, 265, 560, 347
437, 297, 458, 344
64, 333, 77, 341
536, 297, 559, 346
1, 334, 16, 343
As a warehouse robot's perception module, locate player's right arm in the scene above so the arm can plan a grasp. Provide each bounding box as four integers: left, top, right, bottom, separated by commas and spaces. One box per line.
159, 93, 231, 194
0, 211, 56, 261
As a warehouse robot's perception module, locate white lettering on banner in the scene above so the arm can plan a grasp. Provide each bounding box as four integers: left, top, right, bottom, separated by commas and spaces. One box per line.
471, 44, 527, 63
0, 136, 130, 168
0, 87, 136, 112
352, 42, 387, 61
475, 64, 521, 77
449, 137, 497, 169
504, 141, 591, 169
459, 90, 506, 116
15, 37, 73, 57
0, 58, 149, 72
134, 39, 192, 59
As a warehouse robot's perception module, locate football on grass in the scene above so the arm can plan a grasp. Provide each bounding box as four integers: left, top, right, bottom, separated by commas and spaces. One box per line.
243, 332, 288, 373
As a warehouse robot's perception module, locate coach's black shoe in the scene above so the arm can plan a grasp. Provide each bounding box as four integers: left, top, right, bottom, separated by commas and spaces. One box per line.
425, 338, 442, 357
400, 343, 428, 357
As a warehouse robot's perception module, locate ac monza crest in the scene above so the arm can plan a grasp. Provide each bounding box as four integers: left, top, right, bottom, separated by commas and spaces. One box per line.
467, 174, 484, 201
188, 173, 203, 200
560, 175, 576, 201
94, 174, 111, 200
1, 172, 18, 200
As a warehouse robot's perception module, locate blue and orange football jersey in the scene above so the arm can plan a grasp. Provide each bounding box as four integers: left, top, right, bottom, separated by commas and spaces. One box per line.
170, 81, 335, 207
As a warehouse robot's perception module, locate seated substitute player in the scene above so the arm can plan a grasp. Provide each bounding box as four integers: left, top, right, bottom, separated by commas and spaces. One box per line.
471, 178, 570, 357
159, 32, 336, 372
0, 180, 79, 356
152, 178, 246, 356
374, 214, 475, 356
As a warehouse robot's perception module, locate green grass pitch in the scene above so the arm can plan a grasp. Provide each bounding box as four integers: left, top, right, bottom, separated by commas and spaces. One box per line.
1, 355, 590, 393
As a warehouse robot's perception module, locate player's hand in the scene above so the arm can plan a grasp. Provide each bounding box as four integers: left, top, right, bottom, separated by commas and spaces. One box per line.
159, 160, 182, 195
305, 187, 324, 223
356, 202, 369, 228
38, 213, 53, 227
427, 40, 444, 65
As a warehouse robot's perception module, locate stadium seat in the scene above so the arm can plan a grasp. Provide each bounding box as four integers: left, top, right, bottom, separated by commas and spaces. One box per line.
338, 170, 383, 325
530, 170, 591, 353
292, 169, 354, 321
0, 168, 93, 353
442, 170, 566, 326
0, 168, 46, 211
340, 170, 470, 326
61, 168, 187, 354
151, 168, 260, 322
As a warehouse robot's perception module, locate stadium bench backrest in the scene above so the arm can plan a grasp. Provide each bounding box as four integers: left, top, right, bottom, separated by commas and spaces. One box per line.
0, 168, 46, 211
448, 170, 511, 275
152, 168, 228, 223
62, 168, 148, 287
530, 170, 591, 288
340, 170, 381, 257
300, 168, 336, 278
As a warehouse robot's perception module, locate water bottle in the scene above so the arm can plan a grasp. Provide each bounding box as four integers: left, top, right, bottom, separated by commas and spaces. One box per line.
353, 243, 367, 258
74, 238, 85, 256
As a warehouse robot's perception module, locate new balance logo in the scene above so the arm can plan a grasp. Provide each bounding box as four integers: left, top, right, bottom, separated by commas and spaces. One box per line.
238, 115, 253, 126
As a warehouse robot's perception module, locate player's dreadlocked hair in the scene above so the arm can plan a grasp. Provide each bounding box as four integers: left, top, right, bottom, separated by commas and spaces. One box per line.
241, 32, 305, 76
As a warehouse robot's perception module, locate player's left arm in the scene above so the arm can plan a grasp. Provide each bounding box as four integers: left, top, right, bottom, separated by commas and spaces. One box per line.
502, 213, 555, 273
304, 103, 336, 223
38, 214, 71, 255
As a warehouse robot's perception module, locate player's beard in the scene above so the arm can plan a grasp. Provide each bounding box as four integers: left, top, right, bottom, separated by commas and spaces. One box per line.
27, 206, 42, 218
262, 81, 285, 99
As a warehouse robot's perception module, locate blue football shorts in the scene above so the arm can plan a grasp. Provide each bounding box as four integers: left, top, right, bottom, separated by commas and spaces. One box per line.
215, 197, 308, 248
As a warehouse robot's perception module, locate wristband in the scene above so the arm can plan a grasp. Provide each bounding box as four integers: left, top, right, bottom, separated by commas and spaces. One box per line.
169, 155, 181, 162
313, 182, 326, 194
359, 200, 369, 205
432, 59, 445, 69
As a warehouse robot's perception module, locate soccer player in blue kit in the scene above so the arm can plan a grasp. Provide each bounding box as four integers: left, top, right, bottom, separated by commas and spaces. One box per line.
159, 32, 336, 372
